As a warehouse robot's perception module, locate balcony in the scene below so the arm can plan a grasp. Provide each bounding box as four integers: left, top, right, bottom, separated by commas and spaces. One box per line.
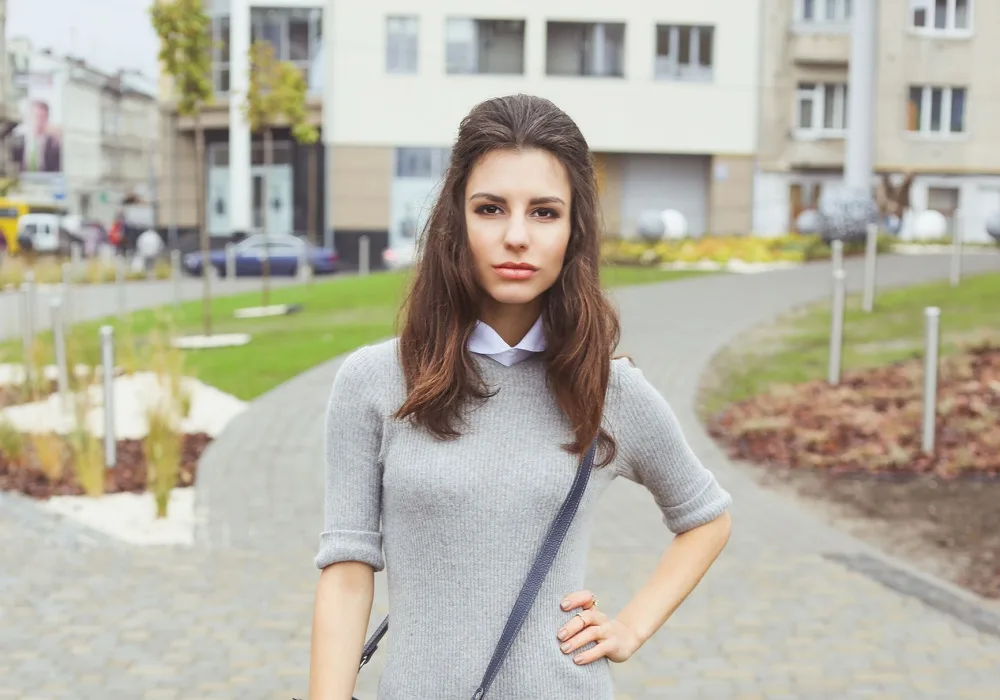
789, 31, 849, 65
785, 137, 845, 169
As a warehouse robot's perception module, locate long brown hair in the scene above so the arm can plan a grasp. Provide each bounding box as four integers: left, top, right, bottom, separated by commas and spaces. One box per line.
395, 94, 621, 461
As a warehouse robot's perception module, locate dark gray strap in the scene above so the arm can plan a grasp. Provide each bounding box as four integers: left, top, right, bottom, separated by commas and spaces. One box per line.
471, 439, 598, 700
354, 440, 597, 700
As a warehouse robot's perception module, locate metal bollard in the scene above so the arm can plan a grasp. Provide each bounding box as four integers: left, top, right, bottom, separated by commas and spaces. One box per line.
831, 239, 844, 274
51, 297, 70, 409
70, 243, 82, 276
61, 262, 74, 325
359, 235, 370, 277
225, 243, 236, 284
862, 222, 878, 313
171, 249, 182, 308
115, 256, 127, 319
949, 209, 963, 287
20, 282, 34, 380
828, 268, 847, 386
922, 307, 941, 455
100, 325, 117, 469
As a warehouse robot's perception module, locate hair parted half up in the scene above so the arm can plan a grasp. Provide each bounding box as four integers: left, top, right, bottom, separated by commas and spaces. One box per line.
394, 94, 621, 463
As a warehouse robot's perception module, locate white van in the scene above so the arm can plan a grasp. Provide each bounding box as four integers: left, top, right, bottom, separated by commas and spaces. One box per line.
16, 213, 74, 254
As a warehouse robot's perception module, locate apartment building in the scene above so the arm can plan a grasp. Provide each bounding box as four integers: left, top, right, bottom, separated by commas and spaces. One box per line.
4, 38, 159, 222
754, 0, 1000, 241
157, 0, 763, 263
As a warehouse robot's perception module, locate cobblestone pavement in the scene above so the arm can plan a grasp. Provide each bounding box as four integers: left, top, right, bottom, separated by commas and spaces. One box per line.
3, 254, 1000, 699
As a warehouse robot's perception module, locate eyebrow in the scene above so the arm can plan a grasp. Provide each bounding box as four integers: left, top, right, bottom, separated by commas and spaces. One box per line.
469, 192, 566, 206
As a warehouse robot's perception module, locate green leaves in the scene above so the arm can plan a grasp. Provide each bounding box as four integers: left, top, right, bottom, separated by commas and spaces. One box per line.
149, 0, 214, 117
244, 39, 319, 144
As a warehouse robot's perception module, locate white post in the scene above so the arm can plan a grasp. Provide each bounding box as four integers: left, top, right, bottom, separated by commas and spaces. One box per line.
115, 256, 127, 319
61, 261, 74, 325
831, 239, 844, 274
922, 307, 941, 455
359, 234, 370, 277
862, 222, 878, 313
171, 249, 182, 308
225, 242, 236, 284
298, 241, 312, 282
51, 297, 70, 410
20, 282, 34, 376
949, 208, 963, 287
844, 0, 878, 191
228, 0, 252, 234
70, 242, 82, 276
828, 269, 847, 386
100, 325, 117, 469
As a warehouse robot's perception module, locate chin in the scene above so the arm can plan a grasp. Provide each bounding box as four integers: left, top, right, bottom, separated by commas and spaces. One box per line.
484, 284, 547, 307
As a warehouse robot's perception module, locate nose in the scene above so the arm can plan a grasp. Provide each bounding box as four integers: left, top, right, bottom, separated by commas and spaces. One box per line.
503, 214, 529, 251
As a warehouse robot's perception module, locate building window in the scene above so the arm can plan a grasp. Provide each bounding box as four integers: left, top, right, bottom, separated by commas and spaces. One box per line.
211, 14, 231, 93
795, 82, 848, 137
546, 22, 626, 77
250, 8, 324, 91
907, 86, 966, 135
797, 0, 852, 23
445, 18, 526, 75
387, 16, 419, 74
655, 25, 714, 81
395, 147, 450, 178
910, 0, 971, 33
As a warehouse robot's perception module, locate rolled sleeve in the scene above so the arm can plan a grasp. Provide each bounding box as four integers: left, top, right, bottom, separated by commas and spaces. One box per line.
315, 346, 386, 571
611, 359, 732, 534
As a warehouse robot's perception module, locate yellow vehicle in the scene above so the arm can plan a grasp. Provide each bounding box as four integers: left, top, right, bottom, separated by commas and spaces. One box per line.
0, 199, 65, 253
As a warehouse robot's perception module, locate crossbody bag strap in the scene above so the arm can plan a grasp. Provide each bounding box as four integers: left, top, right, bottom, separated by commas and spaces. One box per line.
471, 439, 598, 700
353, 439, 598, 696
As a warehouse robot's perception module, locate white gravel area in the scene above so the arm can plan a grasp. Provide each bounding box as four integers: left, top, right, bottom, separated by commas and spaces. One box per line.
42, 487, 196, 546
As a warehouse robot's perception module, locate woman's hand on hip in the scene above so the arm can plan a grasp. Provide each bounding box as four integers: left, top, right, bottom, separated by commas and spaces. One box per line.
557, 589, 640, 665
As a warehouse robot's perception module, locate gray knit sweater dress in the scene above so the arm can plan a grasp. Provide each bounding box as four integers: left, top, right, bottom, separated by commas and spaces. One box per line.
315, 339, 732, 699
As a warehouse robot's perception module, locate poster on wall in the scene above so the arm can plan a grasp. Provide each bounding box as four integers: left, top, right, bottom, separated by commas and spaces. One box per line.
9, 66, 64, 185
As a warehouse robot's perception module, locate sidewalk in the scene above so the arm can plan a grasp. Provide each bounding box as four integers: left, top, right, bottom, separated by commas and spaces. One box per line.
2, 254, 999, 699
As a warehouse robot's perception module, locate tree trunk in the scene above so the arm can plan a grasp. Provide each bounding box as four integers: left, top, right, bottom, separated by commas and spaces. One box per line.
262, 126, 272, 307
306, 142, 317, 285
307, 142, 318, 247
194, 112, 212, 336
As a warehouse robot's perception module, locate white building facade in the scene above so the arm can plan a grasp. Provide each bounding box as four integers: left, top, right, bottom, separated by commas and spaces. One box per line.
184, 0, 763, 263
6, 38, 159, 223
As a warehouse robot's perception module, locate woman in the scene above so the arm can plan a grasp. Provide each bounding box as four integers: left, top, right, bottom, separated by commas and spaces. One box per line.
309, 94, 732, 699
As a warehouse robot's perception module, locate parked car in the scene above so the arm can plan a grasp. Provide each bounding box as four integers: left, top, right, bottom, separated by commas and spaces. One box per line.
183, 234, 339, 277
382, 239, 417, 271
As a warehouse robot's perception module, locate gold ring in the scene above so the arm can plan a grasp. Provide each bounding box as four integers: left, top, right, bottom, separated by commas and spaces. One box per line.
591, 595, 599, 607
574, 611, 586, 624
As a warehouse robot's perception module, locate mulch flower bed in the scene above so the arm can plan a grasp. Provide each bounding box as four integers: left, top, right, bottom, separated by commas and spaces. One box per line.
0, 433, 211, 499
707, 343, 1000, 478
707, 343, 1000, 599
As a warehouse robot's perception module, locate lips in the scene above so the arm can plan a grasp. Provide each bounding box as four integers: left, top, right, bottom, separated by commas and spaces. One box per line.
493, 262, 538, 281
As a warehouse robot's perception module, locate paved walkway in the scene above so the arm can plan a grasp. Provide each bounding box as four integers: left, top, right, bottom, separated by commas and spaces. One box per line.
3, 253, 1000, 699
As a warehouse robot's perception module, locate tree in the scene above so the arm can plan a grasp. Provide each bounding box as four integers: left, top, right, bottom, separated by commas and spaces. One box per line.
150, 0, 215, 335
243, 40, 319, 304
876, 172, 916, 220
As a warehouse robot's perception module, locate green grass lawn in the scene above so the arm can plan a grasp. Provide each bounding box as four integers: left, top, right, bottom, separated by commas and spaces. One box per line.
700, 271, 1000, 419
3, 266, 709, 401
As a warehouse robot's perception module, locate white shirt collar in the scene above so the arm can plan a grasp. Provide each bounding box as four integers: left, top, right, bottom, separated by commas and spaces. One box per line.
468, 316, 546, 367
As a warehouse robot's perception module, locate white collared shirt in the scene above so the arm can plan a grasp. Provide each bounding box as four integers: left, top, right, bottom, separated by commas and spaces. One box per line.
468, 316, 547, 367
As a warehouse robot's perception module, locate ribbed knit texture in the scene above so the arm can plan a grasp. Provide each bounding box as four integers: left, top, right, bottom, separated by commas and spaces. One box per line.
316, 339, 732, 700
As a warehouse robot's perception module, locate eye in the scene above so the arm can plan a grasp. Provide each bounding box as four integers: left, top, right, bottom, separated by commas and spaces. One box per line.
533, 208, 559, 219
475, 204, 503, 216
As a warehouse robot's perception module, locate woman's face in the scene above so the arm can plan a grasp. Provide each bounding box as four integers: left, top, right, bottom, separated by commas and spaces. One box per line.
465, 148, 572, 316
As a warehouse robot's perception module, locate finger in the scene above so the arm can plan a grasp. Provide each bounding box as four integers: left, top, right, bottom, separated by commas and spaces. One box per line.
559, 623, 602, 655
573, 638, 618, 665
560, 590, 594, 611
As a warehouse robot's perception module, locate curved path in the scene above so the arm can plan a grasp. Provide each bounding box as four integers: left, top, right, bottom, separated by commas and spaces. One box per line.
2, 253, 1000, 699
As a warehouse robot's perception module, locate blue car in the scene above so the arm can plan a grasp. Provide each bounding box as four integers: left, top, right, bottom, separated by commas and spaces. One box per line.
183, 234, 339, 277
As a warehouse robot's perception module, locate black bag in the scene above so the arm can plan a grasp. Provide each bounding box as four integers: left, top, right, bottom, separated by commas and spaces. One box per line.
301, 439, 597, 700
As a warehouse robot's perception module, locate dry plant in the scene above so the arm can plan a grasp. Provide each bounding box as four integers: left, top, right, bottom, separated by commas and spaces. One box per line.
153, 258, 172, 280
66, 384, 105, 497
83, 258, 116, 284
31, 432, 65, 482
20, 334, 53, 402
0, 255, 26, 287
0, 419, 25, 466
143, 326, 190, 518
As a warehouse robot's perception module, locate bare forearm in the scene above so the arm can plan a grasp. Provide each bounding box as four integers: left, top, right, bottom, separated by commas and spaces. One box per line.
615, 511, 732, 647
309, 564, 376, 700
